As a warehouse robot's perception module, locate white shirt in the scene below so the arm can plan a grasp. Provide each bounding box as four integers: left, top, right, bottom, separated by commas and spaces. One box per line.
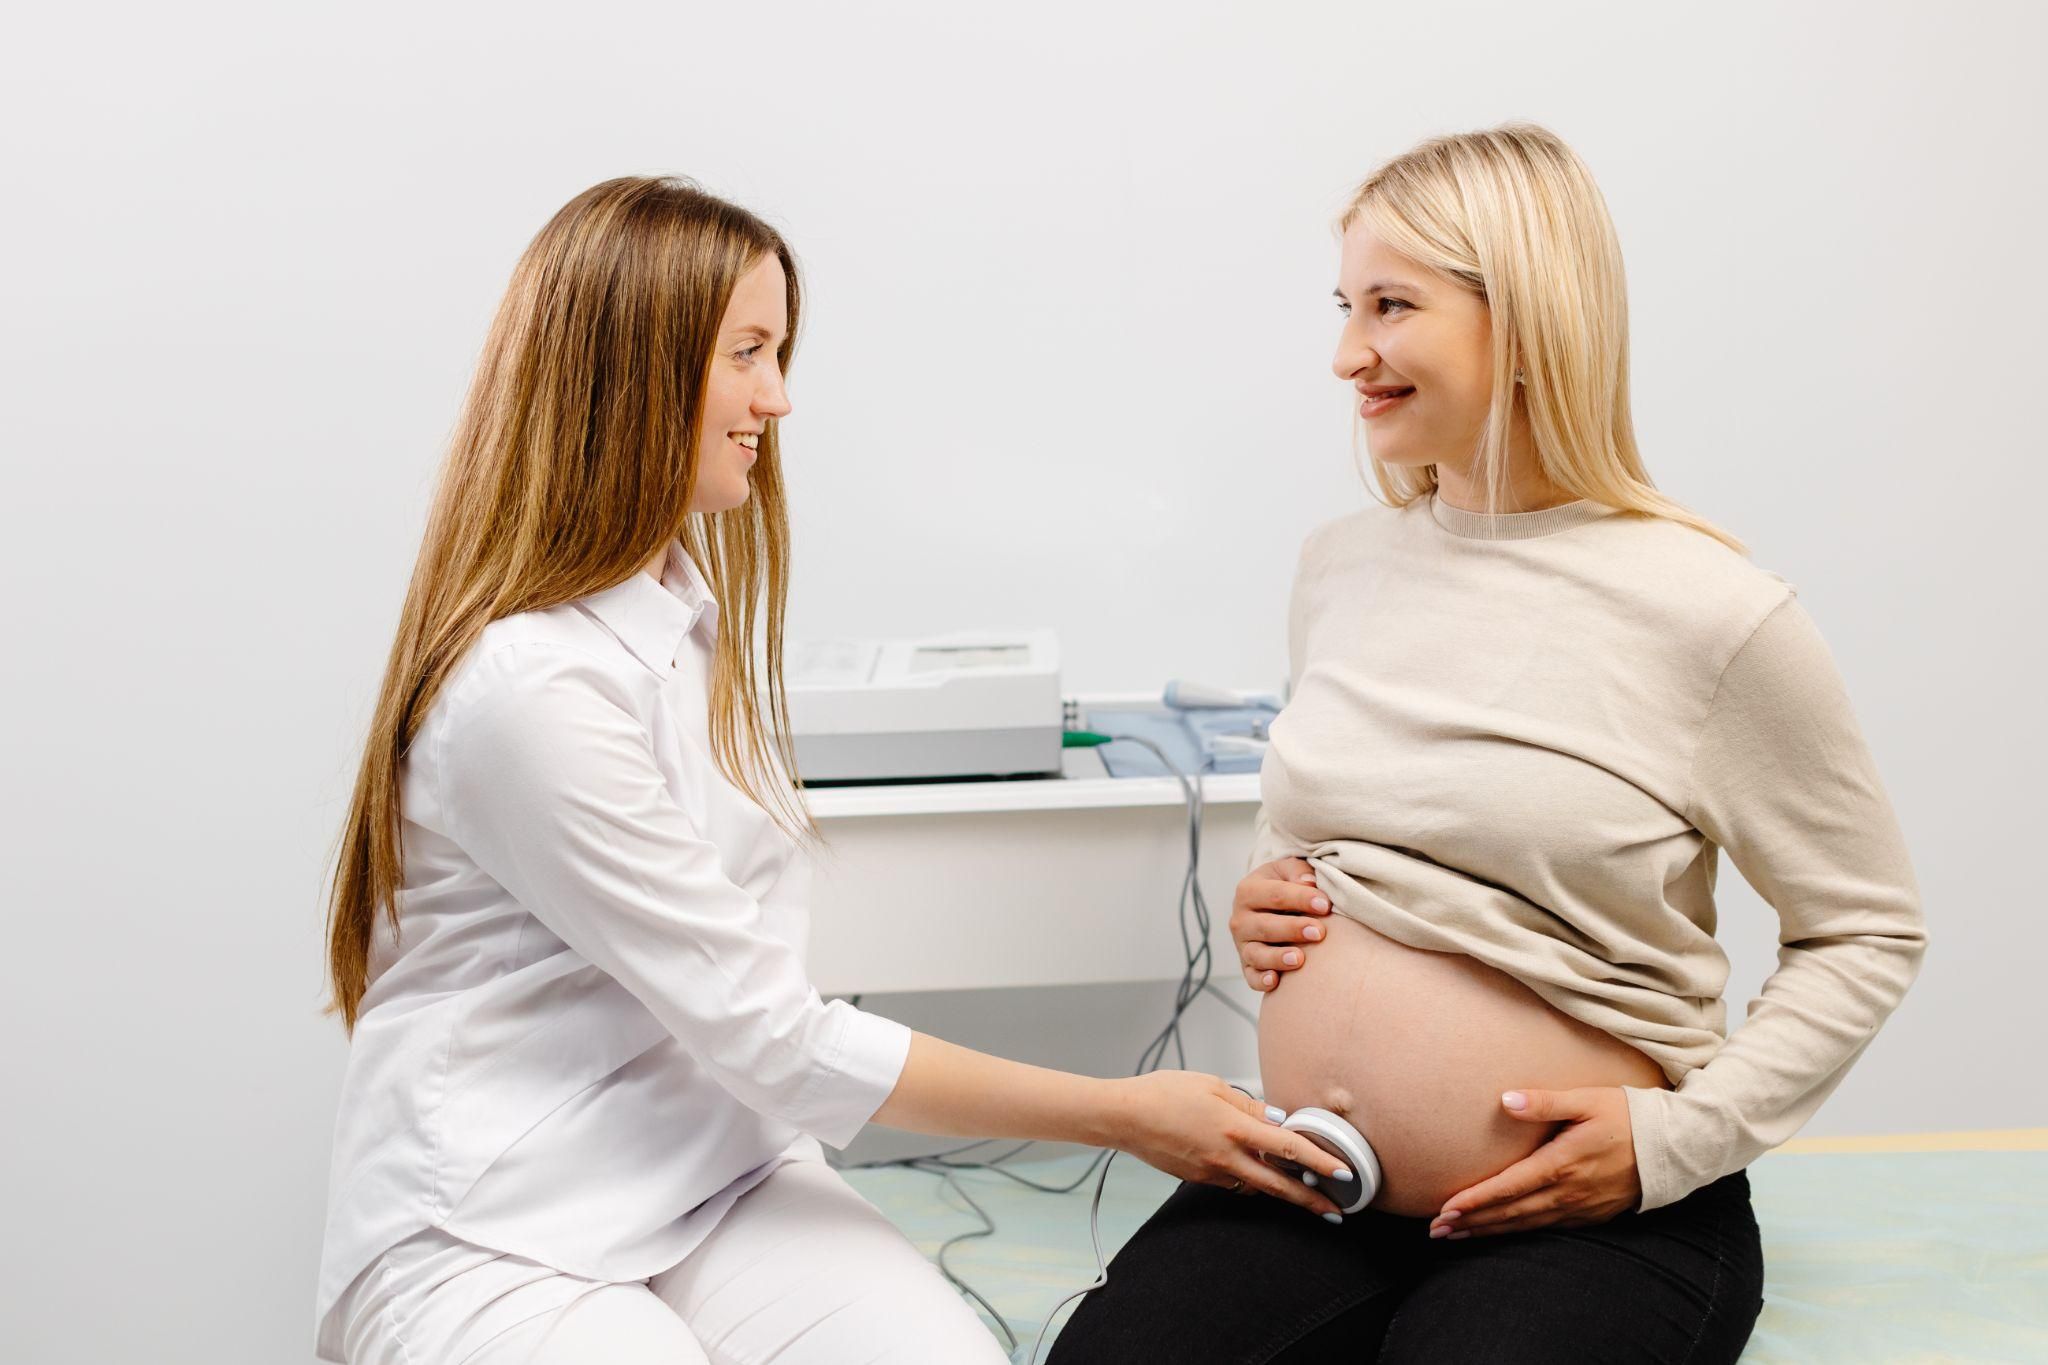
314, 543, 913, 1359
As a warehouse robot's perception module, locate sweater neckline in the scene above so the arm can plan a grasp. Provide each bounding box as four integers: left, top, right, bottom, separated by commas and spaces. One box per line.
1427, 489, 1617, 540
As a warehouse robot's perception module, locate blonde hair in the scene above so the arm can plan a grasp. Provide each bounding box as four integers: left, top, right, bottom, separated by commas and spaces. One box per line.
1341, 122, 1744, 553
324, 176, 814, 1033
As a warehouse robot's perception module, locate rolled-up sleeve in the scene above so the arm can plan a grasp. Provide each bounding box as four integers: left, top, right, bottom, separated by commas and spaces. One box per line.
431, 642, 911, 1149
1623, 592, 1927, 1211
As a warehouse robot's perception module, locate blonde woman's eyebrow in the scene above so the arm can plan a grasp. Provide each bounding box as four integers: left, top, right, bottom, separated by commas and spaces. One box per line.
1333, 282, 1422, 304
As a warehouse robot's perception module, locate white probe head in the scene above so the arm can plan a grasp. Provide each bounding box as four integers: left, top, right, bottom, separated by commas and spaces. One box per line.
1266, 1106, 1382, 1214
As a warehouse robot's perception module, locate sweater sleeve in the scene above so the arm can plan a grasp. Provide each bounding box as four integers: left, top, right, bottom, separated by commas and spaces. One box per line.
1622, 592, 1927, 1210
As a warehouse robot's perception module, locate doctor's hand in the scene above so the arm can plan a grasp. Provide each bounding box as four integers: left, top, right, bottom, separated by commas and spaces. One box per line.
1111, 1071, 1352, 1219
1429, 1086, 1642, 1239
1231, 857, 1331, 991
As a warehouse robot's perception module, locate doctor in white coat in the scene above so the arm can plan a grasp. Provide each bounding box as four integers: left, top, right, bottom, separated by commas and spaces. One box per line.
315, 175, 1352, 1365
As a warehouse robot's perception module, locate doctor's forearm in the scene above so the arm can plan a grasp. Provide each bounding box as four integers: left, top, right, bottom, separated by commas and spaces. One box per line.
868, 1032, 1127, 1148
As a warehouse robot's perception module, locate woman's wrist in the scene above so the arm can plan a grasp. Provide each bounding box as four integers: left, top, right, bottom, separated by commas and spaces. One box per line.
1000, 1063, 1129, 1150
1079, 1074, 1134, 1150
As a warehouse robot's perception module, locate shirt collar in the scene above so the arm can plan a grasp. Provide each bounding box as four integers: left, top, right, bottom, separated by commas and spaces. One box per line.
578, 541, 719, 675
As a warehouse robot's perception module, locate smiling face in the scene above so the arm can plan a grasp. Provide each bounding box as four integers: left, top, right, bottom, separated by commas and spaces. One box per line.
691, 252, 793, 515
1330, 222, 1501, 474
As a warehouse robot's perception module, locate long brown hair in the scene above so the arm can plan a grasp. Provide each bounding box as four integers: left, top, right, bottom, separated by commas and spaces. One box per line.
325, 176, 814, 1033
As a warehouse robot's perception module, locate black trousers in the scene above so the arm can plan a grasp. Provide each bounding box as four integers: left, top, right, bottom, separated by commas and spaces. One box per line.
1046, 1168, 1765, 1364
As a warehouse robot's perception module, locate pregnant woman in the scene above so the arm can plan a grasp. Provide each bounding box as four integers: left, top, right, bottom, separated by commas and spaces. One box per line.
1048, 123, 1926, 1363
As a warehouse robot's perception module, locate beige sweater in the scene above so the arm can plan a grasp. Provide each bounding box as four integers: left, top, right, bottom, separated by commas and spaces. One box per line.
1250, 491, 1926, 1212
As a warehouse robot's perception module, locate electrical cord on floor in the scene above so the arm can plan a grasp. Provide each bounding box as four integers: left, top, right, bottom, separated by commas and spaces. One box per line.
833, 730, 1259, 1363
1021, 1147, 1120, 1365
924, 1163, 1022, 1355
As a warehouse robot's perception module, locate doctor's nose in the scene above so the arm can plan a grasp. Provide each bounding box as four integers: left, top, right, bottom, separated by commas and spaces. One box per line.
758, 370, 792, 419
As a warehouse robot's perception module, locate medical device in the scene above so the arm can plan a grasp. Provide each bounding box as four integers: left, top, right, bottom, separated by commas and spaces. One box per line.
1162, 679, 1271, 710
1074, 683, 1280, 779
1263, 1107, 1382, 1214
784, 629, 1063, 784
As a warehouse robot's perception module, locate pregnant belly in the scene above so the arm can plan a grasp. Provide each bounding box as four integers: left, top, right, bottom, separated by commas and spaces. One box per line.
1257, 914, 1671, 1217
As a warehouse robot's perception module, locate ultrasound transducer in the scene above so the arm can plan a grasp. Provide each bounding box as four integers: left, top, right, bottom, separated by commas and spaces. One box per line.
1264, 1106, 1382, 1214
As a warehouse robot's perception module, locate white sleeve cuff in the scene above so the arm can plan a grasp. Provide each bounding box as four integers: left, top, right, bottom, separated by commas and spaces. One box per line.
798, 1002, 913, 1150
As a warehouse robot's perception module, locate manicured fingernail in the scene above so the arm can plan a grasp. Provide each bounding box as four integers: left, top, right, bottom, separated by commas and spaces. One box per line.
1448, 1230, 1471, 1240
1282, 950, 1301, 966
1311, 897, 1330, 910
1440, 1209, 1461, 1220
1502, 1091, 1526, 1111
1322, 1212, 1344, 1225
1429, 1224, 1450, 1239
1303, 925, 1323, 941
1265, 1105, 1286, 1124
1332, 1167, 1353, 1182
1302, 1171, 1318, 1187
1299, 874, 1317, 883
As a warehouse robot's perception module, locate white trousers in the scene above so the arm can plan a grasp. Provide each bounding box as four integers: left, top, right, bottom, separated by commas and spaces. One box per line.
338, 1157, 1010, 1365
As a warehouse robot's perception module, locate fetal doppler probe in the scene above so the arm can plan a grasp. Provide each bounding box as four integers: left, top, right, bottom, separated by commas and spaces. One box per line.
1264, 1106, 1383, 1214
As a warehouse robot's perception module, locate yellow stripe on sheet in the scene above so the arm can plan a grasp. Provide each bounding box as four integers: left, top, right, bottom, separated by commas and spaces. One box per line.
1774, 1127, 2048, 1154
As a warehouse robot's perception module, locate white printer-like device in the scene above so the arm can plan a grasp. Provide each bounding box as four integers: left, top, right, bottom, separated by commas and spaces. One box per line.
784, 629, 1063, 784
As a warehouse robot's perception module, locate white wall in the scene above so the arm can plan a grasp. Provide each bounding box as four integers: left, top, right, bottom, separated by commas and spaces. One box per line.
3, 2, 2042, 1360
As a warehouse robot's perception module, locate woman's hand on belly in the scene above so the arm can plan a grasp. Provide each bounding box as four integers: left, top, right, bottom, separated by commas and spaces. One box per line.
1230, 857, 1332, 991
1427, 1086, 1644, 1240
1257, 915, 1668, 1221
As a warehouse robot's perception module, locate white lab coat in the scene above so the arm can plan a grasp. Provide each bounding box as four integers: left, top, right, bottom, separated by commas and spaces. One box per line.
314, 543, 912, 1360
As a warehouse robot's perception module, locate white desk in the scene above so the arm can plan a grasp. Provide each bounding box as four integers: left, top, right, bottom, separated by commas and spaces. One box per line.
805, 745, 1264, 997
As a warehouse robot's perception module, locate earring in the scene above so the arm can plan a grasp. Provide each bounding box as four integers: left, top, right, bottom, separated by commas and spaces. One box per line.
1513, 369, 1525, 384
